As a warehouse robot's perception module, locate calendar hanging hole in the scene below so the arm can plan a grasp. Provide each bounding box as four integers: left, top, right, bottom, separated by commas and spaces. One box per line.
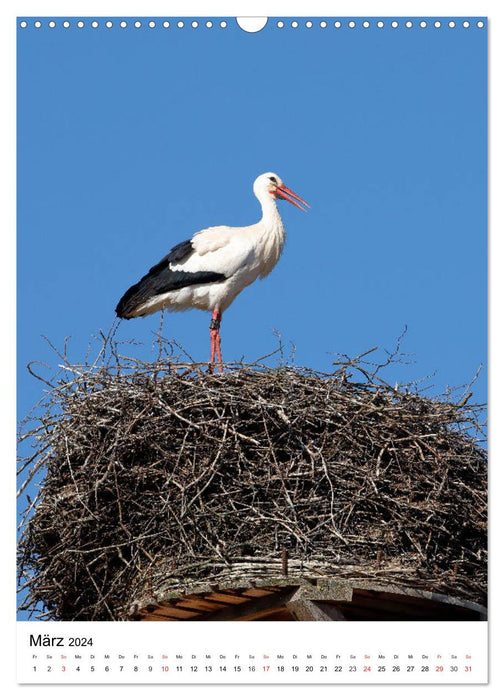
236, 17, 268, 33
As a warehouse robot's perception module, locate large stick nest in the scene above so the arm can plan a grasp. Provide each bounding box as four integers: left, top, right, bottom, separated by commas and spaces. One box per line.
18, 341, 487, 620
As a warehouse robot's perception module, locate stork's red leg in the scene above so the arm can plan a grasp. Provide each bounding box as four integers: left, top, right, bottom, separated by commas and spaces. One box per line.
210, 330, 216, 366
209, 308, 223, 374
215, 328, 223, 369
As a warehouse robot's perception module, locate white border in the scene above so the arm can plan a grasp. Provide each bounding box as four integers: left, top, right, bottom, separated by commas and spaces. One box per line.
3, 1, 501, 698
0, 1, 499, 17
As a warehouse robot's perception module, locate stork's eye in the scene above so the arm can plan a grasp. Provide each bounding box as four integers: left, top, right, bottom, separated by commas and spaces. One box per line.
269, 176, 277, 184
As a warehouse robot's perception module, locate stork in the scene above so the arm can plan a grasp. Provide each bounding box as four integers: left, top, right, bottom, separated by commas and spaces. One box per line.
115, 172, 309, 371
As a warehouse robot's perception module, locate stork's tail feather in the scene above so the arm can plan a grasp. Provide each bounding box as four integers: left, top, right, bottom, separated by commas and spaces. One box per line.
116, 276, 153, 317
115, 278, 149, 317
115, 296, 141, 319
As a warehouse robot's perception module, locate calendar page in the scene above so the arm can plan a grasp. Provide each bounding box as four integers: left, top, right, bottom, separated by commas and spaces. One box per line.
15, 1, 488, 688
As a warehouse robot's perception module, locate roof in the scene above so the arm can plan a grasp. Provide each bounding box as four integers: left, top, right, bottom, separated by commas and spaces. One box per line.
130, 576, 487, 622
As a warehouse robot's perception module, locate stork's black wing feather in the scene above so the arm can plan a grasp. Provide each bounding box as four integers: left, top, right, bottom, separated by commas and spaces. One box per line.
115, 239, 226, 318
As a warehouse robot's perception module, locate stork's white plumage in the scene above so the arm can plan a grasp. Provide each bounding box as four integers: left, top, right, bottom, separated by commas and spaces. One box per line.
115, 172, 309, 371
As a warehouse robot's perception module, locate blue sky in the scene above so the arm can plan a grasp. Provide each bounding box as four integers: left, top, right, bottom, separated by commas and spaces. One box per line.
18, 18, 487, 402
17, 17, 487, 603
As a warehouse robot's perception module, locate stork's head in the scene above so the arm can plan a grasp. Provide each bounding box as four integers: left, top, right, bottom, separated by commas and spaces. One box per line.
253, 172, 309, 211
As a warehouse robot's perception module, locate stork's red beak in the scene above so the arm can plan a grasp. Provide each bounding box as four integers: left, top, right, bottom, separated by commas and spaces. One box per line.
274, 184, 310, 211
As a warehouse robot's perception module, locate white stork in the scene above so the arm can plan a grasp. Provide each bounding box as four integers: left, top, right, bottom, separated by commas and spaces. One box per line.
115, 172, 309, 371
